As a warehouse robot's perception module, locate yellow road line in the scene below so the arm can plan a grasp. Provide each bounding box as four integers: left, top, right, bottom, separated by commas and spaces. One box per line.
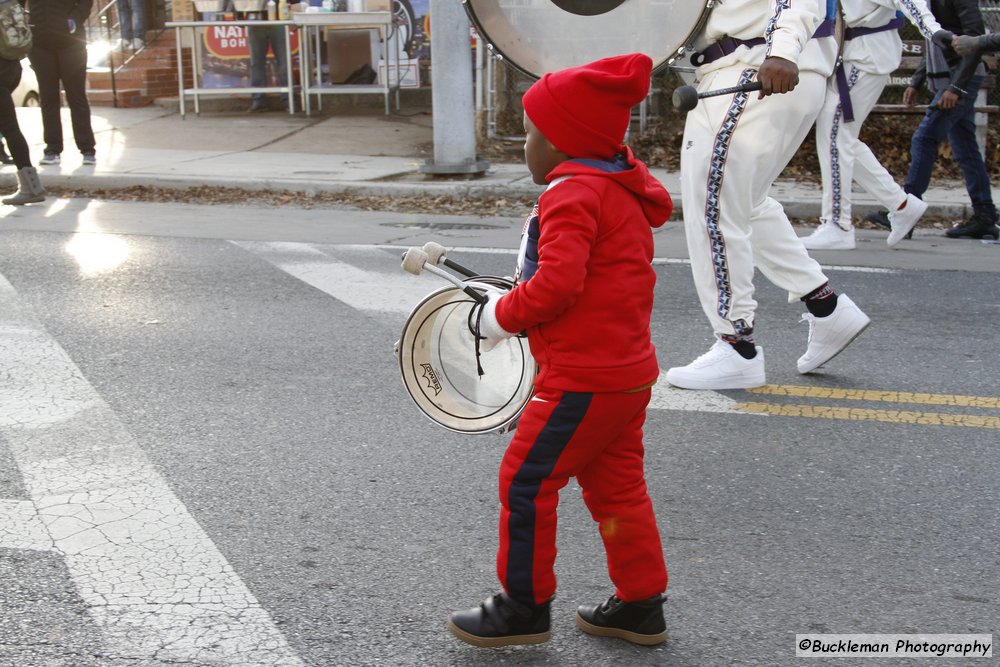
736, 402, 1000, 429
746, 385, 1000, 409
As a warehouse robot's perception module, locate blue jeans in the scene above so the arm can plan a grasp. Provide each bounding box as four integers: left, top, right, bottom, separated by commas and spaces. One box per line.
248, 25, 288, 104
904, 74, 996, 217
119, 0, 146, 42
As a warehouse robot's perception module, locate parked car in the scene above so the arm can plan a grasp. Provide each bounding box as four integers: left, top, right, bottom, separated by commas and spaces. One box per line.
12, 59, 39, 107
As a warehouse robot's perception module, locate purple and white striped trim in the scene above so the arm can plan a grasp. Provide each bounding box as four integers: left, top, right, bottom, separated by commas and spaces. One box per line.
828, 65, 861, 231
704, 68, 756, 321
764, 0, 793, 58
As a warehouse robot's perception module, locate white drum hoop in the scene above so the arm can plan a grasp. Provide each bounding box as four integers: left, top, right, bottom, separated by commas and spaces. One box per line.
398, 277, 536, 435
464, 0, 714, 78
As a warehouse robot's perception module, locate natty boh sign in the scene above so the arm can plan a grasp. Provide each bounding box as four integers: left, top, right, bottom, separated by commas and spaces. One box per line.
203, 23, 300, 58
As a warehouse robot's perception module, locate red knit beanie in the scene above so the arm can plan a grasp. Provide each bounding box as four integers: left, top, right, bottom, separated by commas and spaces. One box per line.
522, 53, 652, 160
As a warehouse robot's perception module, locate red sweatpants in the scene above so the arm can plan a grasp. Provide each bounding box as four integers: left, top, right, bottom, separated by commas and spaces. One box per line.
497, 387, 667, 605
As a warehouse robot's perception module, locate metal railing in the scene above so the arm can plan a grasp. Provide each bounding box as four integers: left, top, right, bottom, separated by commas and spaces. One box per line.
86, 0, 167, 107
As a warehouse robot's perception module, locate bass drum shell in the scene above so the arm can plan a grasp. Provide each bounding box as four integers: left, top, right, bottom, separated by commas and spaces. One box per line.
464, 0, 714, 77
398, 278, 535, 435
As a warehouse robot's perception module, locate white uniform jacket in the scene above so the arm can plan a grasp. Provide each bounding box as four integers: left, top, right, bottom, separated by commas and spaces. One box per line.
693, 0, 839, 78
842, 0, 941, 74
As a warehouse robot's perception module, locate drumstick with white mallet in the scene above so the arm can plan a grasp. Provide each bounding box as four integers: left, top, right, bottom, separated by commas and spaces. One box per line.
421, 241, 477, 278
672, 81, 764, 112
400, 246, 488, 304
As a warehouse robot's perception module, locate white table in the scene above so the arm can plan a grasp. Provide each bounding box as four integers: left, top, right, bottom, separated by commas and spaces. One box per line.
292, 11, 400, 116
168, 20, 297, 117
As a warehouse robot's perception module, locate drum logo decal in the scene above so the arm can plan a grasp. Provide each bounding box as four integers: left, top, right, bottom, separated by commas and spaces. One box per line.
420, 363, 443, 396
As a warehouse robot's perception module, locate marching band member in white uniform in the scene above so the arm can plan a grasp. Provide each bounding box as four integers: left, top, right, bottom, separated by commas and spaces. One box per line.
804, 0, 946, 250
668, 0, 871, 390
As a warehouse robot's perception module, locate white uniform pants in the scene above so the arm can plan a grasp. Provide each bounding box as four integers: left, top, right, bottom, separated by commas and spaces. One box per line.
681, 67, 829, 337
816, 64, 908, 229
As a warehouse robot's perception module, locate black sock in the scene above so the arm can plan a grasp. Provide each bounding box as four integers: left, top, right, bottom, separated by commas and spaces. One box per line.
803, 283, 838, 318
722, 335, 757, 359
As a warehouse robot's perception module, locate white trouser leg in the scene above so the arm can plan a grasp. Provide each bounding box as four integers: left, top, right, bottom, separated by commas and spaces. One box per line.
853, 143, 909, 213
817, 74, 850, 228
681, 68, 829, 336
817, 67, 905, 226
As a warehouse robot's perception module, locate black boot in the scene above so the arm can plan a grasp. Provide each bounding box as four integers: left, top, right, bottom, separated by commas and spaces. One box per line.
867, 210, 891, 230
945, 211, 1000, 239
0, 143, 12, 165
448, 592, 551, 647
576, 593, 667, 646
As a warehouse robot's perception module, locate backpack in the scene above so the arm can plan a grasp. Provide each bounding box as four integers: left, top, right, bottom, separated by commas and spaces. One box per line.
0, 0, 31, 61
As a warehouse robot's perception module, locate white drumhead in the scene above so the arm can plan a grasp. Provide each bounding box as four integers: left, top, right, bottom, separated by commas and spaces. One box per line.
465, 0, 713, 77
398, 282, 535, 435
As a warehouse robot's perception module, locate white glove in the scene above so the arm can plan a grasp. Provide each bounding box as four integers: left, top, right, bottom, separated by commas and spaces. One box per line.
477, 291, 515, 353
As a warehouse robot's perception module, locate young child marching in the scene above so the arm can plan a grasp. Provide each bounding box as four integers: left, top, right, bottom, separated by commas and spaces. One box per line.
448, 53, 673, 648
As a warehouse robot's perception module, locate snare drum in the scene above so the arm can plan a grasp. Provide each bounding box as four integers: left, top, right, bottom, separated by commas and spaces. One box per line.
463, 0, 714, 77
397, 278, 536, 435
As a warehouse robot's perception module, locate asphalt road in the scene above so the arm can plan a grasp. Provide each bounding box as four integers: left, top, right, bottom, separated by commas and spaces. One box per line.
0, 199, 997, 666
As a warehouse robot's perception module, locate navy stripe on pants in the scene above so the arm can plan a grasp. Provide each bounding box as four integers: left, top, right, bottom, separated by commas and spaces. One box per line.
504, 392, 591, 603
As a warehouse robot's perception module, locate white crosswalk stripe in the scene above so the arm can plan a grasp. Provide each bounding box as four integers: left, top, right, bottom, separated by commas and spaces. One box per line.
0, 499, 52, 551
648, 375, 743, 413
236, 241, 745, 416
0, 240, 750, 663
234, 241, 443, 315
0, 272, 304, 667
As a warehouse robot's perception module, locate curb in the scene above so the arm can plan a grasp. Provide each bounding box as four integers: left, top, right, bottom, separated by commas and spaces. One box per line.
40, 172, 543, 199
39, 172, 977, 222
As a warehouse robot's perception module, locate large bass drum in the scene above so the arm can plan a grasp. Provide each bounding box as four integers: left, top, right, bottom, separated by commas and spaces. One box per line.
397, 277, 535, 435
463, 0, 714, 77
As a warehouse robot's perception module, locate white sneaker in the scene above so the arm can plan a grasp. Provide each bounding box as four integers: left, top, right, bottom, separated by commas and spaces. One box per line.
797, 294, 871, 373
666, 340, 766, 390
802, 221, 856, 250
886, 194, 927, 247
132, 38, 145, 50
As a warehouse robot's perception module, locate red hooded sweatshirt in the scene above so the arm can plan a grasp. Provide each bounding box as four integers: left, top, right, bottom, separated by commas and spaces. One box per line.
495, 148, 673, 392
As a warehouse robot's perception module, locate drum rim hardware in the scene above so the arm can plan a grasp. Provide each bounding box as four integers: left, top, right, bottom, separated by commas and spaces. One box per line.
462, 0, 717, 78
396, 243, 537, 435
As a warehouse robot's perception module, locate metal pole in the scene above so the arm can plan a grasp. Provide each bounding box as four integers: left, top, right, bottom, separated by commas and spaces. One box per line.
420, 0, 488, 175
474, 33, 483, 113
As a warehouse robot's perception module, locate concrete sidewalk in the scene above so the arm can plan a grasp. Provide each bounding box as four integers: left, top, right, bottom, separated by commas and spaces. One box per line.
5, 104, 997, 220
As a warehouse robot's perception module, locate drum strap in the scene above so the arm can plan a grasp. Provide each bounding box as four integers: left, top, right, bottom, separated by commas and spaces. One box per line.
691, 36, 766, 67
843, 13, 905, 41
833, 63, 856, 122
692, 19, 837, 67
515, 174, 575, 286
835, 14, 906, 122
